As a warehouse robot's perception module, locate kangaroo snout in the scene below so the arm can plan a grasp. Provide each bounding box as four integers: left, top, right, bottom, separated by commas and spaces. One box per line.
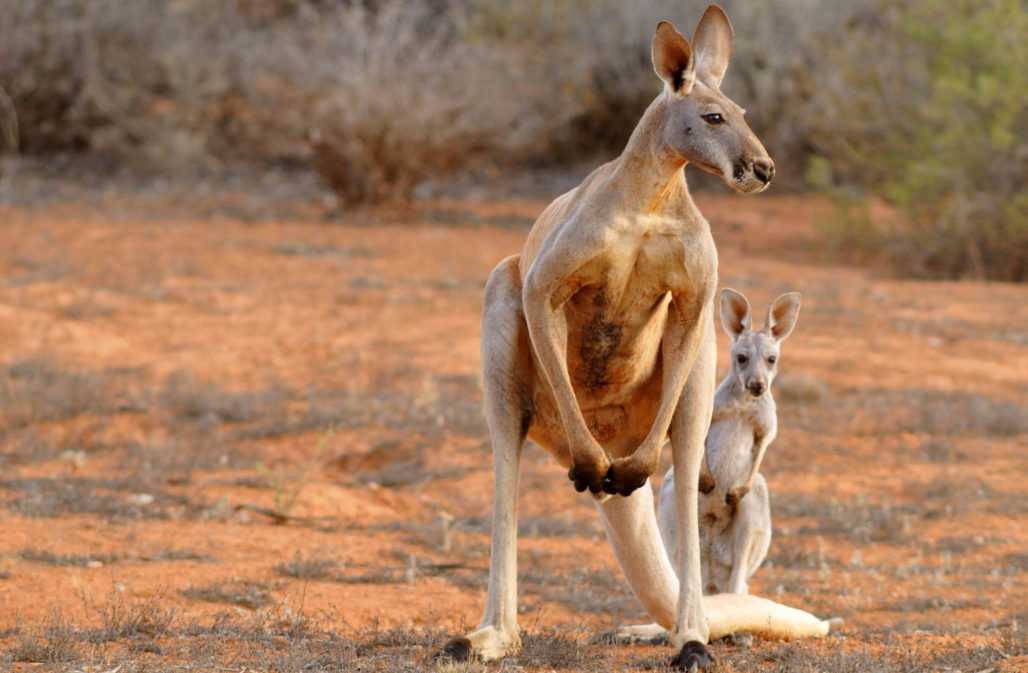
753, 157, 775, 185
746, 380, 766, 397
731, 155, 775, 193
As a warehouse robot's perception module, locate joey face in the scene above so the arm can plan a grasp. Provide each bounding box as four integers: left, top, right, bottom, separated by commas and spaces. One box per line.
719, 289, 802, 399
729, 331, 779, 398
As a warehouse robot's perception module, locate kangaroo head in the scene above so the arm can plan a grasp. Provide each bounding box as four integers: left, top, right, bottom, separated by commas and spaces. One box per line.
651, 5, 774, 193
720, 289, 801, 398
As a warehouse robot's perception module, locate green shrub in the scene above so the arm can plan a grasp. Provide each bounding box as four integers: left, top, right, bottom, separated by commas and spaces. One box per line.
805, 0, 1028, 281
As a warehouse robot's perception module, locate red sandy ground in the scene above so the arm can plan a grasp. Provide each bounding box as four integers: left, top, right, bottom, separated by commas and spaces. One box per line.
0, 193, 1024, 671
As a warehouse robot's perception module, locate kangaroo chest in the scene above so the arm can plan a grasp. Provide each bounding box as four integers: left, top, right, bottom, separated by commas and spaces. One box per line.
561, 225, 698, 399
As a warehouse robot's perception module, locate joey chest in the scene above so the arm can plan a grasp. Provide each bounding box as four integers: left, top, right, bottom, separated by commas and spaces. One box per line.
705, 397, 774, 489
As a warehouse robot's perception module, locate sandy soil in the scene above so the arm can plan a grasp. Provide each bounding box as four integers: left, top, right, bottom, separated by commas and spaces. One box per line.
0, 193, 1024, 672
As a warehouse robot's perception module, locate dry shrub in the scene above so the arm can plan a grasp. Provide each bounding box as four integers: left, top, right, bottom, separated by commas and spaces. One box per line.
468, 0, 872, 183
9, 611, 80, 664
1, 0, 876, 201
0, 0, 306, 166
276, 2, 544, 204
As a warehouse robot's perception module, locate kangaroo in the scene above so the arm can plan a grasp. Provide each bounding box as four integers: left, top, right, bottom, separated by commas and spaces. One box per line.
664, 289, 800, 597
607, 289, 803, 647
438, 7, 827, 670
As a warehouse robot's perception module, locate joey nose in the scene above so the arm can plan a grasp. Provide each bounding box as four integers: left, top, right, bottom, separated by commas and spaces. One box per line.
753, 158, 775, 185
747, 381, 765, 397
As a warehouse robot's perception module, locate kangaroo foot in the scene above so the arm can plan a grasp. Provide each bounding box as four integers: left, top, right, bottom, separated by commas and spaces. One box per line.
670, 641, 716, 671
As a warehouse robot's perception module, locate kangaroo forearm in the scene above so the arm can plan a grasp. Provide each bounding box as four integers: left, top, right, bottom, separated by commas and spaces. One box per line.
644, 307, 709, 450
746, 441, 770, 488
746, 427, 774, 486
523, 303, 596, 452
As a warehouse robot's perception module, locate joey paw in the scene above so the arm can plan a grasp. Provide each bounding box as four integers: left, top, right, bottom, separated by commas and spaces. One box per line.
725, 485, 750, 509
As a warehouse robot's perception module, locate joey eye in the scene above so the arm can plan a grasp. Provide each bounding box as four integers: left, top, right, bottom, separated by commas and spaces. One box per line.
702, 113, 725, 125
767, 356, 777, 365
736, 354, 749, 365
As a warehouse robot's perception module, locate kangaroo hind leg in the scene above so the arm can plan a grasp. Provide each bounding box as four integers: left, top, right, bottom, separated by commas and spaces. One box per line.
441, 256, 532, 662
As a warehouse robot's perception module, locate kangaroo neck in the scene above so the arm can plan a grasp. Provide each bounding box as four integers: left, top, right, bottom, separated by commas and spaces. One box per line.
611, 93, 698, 218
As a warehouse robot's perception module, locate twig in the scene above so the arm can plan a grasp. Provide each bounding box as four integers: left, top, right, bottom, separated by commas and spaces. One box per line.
234, 503, 313, 525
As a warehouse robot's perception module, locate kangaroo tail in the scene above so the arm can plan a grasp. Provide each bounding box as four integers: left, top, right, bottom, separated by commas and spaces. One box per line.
705, 593, 831, 640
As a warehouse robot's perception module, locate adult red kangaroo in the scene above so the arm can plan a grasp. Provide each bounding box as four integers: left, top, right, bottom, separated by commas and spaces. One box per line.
440, 6, 830, 670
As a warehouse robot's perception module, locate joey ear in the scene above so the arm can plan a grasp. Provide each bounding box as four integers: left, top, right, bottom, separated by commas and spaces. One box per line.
652, 21, 695, 95
719, 288, 751, 340
692, 4, 734, 89
766, 292, 802, 342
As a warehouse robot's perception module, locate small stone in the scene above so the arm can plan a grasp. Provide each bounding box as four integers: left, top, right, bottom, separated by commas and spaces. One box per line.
129, 493, 155, 506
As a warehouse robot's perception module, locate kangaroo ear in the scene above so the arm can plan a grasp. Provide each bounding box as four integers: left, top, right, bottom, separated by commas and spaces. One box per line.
692, 4, 733, 89
719, 288, 751, 340
767, 292, 802, 342
652, 21, 695, 95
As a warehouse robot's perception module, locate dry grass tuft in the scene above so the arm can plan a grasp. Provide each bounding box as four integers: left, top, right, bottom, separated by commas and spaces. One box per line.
8, 610, 80, 664
18, 548, 123, 567
182, 580, 274, 610
274, 553, 339, 581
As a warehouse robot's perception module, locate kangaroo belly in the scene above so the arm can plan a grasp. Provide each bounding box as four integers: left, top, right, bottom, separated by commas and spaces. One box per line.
526, 261, 678, 463
564, 285, 670, 400
528, 382, 662, 464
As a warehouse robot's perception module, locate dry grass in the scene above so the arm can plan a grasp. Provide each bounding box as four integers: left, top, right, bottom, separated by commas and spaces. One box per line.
182, 580, 274, 610
159, 371, 289, 424
17, 548, 124, 567
718, 636, 1019, 673
0, 358, 129, 430
91, 595, 178, 642
8, 610, 80, 664
274, 553, 339, 581
7, 606, 1013, 673
775, 494, 917, 545
0, 476, 202, 521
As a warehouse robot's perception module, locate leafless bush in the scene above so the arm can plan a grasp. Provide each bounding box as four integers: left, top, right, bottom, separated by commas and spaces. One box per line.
9, 610, 80, 664
253, 1, 548, 204
469, 0, 873, 183
93, 594, 178, 642
0, 1, 255, 164
1, 0, 874, 200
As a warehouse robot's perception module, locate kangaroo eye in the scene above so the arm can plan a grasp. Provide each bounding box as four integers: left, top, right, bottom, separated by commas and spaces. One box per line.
767, 356, 777, 365
702, 113, 725, 125
736, 354, 749, 365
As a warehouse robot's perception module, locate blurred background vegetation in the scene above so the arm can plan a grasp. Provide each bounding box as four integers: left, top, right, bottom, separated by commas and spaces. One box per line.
1, 0, 1025, 280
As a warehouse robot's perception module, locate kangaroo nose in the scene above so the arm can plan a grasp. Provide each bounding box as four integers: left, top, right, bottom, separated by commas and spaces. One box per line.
753, 158, 775, 185
747, 381, 765, 397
